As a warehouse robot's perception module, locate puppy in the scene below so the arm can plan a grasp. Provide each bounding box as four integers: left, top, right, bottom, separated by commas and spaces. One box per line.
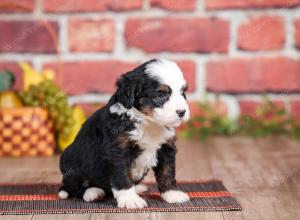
59, 58, 190, 208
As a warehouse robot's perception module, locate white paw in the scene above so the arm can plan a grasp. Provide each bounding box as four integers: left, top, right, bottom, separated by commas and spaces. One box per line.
161, 190, 190, 203
135, 184, 148, 194
58, 190, 69, 199
117, 194, 147, 209
83, 187, 105, 202
112, 186, 147, 209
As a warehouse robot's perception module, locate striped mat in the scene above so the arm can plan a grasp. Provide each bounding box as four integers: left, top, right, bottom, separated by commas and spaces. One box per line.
0, 180, 242, 215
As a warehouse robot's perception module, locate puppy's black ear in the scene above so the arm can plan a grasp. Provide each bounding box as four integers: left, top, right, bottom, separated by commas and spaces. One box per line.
115, 74, 137, 109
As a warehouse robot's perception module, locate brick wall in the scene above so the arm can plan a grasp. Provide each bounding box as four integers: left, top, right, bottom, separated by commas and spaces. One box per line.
1, 0, 300, 118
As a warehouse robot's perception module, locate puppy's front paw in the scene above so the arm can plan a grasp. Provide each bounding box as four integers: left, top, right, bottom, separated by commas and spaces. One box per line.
112, 186, 147, 209
117, 194, 147, 209
161, 190, 190, 203
83, 187, 105, 202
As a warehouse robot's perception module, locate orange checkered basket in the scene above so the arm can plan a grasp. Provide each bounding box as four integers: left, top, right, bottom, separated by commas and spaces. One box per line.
0, 108, 55, 157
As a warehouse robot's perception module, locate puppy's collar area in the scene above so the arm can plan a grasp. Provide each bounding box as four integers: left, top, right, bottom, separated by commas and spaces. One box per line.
109, 103, 127, 115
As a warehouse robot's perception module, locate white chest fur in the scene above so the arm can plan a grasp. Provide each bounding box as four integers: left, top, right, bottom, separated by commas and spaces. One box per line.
109, 103, 176, 182
128, 118, 175, 182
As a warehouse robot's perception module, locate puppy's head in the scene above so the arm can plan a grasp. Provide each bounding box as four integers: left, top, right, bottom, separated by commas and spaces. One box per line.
114, 58, 190, 128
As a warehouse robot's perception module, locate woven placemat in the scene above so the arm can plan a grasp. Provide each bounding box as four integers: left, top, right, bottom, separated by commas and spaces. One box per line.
0, 180, 242, 215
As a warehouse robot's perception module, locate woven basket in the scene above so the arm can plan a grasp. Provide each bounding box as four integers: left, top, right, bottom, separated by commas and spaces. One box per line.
0, 108, 55, 157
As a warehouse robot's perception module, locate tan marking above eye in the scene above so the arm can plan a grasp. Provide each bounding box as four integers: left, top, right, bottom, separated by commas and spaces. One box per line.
158, 84, 172, 93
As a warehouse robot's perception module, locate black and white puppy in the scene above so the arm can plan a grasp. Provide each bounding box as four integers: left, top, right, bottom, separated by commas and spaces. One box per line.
59, 58, 190, 208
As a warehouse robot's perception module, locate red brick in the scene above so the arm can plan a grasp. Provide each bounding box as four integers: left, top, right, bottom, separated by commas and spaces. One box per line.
0, 0, 34, 13
290, 100, 300, 118
176, 60, 196, 92
125, 18, 229, 53
68, 19, 115, 52
205, 0, 300, 10
239, 100, 285, 116
150, 0, 196, 11
43, 0, 143, 13
0, 62, 24, 90
45, 61, 138, 95
295, 20, 300, 49
44, 60, 196, 95
238, 16, 285, 51
206, 57, 300, 93
239, 100, 261, 116
189, 101, 227, 118
0, 20, 58, 53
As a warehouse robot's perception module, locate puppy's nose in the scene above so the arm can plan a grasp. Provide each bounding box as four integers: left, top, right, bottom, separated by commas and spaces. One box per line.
176, 110, 186, 118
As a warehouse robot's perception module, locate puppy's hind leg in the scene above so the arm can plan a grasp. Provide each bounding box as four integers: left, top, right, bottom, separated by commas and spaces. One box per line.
58, 174, 87, 200
58, 181, 70, 199
58, 188, 69, 199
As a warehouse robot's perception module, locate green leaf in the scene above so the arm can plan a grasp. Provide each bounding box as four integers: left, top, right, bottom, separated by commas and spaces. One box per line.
178, 130, 192, 139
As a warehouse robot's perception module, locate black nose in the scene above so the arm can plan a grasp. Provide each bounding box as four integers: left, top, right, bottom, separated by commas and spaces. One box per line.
176, 110, 186, 118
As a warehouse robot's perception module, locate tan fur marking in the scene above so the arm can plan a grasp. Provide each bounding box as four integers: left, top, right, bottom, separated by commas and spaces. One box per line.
118, 134, 135, 148
159, 84, 172, 93
140, 106, 154, 116
166, 135, 177, 146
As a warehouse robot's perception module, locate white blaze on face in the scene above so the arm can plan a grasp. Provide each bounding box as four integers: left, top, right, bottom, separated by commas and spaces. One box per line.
145, 59, 190, 127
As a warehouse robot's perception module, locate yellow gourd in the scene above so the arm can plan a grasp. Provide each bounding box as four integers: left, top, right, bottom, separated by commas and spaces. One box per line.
19, 63, 55, 90
58, 106, 87, 152
0, 91, 23, 108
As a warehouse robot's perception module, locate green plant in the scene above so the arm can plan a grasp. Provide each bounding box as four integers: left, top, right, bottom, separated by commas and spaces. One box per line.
182, 97, 300, 141
0, 70, 15, 92
291, 119, 300, 139
238, 98, 289, 137
181, 99, 236, 141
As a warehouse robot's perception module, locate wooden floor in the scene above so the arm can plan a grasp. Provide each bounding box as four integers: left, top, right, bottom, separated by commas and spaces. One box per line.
0, 136, 299, 220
